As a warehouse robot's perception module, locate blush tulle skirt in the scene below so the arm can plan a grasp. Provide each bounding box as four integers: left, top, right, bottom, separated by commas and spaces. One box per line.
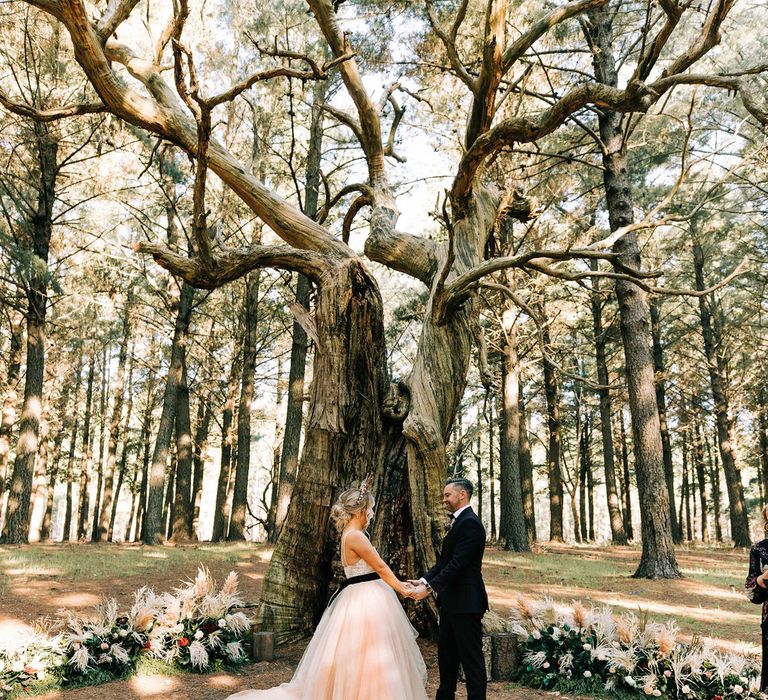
226, 580, 428, 700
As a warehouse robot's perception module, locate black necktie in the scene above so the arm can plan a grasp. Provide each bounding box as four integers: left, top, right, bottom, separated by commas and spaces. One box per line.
448, 514, 456, 530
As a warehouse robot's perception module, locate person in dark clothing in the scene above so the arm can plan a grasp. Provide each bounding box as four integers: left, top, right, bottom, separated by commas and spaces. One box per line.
746, 505, 768, 691
410, 478, 488, 700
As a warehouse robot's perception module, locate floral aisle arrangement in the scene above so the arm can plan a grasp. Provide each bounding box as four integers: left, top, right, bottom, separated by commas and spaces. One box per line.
0, 569, 251, 698
510, 595, 765, 699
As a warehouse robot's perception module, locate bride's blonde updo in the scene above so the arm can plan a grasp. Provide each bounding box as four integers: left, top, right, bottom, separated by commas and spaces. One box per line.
330, 483, 375, 534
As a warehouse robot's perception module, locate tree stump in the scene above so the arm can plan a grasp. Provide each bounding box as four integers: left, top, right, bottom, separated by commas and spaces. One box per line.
491, 633, 519, 680
459, 636, 493, 681
251, 631, 275, 662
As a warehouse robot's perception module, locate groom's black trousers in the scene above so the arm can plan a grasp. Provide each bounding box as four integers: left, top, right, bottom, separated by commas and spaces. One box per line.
436, 612, 487, 700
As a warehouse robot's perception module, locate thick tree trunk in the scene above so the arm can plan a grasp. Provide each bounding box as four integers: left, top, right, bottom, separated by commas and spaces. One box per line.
229, 271, 260, 541
703, 427, 723, 542
649, 297, 680, 544
691, 238, 750, 547
2, 131, 57, 544
97, 291, 133, 540
258, 259, 388, 643
76, 353, 96, 541
499, 319, 529, 551
142, 282, 194, 543
586, 8, 679, 578
589, 264, 626, 544
171, 361, 194, 542
28, 411, 50, 542
540, 309, 564, 542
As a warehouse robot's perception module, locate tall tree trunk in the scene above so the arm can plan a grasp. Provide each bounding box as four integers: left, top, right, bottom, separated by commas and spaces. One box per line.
211, 357, 239, 542
704, 427, 723, 542
0, 314, 24, 510
589, 262, 626, 544
691, 238, 750, 547
2, 130, 57, 544
499, 314, 528, 551
682, 433, 692, 541
519, 386, 536, 546
28, 410, 50, 541
171, 361, 194, 542
266, 354, 284, 543
649, 297, 680, 544
758, 387, 768, 510
540, 309, 564, 542
475, 419, 483, 527
142, 282, 194, 543
228, 271, 260, 541
586, 8, 679, 578
109, 353, 134, 540
579, 410, 588, 542
164, 451, 176, 539
274, 80, 325, 538
191, 394, 212, 537
97, 291, 133, 540
692, 409, 710, 542
61, 353, 84, 542
618, 408, 634, 541
91, 345, 109, 541
488, 394, 496, 540
76, 353, 96, 541
132, 364, 157, 542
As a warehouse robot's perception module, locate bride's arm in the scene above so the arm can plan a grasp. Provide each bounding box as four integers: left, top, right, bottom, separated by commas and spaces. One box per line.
346, 531, 410, 596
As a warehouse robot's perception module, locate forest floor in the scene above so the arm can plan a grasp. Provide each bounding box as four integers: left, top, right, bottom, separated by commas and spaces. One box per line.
0, 541, 758, 698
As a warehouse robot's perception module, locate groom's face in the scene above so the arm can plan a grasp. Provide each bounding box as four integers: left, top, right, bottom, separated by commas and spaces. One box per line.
443, 484, 466, 514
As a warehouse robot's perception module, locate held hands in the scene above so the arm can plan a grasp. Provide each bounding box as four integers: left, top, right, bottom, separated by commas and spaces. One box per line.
401, 579, 430, 601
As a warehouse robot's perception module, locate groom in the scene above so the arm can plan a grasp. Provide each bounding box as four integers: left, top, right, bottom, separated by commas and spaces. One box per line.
410, 477, 488, 700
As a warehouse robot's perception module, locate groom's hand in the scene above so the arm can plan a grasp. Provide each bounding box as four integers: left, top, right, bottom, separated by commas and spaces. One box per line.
411, 584, 429, 601
406, 579, 421, 586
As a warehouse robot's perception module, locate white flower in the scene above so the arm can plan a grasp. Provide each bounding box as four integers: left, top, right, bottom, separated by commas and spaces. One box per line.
542, 662, 550, 669
110, 644, 131, 665
100, 642, 109, 651
194, 630, 204, 640
218, 618, 227, 628
172, 623, 184, 634
583, 643, 592, 651
69, 646, 90, 672
225, 641, 245, 661
583, 670, 592, 678
624, 676, 636, 687
663, 670, 671, 678
531, 630, 541, 640
551, 627, 561, 639
653, 690, 661, 697
681, 685, 691, 695
732, 685, 744, 694
188, 641, 209, 670
118, 629, 128, 637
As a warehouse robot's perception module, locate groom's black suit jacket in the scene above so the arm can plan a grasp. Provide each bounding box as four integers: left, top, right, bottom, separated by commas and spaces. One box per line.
425, 507, 489, 615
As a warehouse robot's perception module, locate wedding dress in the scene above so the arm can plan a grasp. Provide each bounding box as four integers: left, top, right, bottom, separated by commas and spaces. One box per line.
226, 531, 428, 700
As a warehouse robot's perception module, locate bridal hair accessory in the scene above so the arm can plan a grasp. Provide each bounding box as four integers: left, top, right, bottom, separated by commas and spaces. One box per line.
355, 473, 374, 505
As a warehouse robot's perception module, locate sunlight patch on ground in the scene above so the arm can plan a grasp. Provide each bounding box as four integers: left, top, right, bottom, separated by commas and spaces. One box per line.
0, 619, 33, 645
4, 566, 63, 577
207, 673, 242, 687
44, 592, 101, 608
129, 674, 181, 696
142, 551, 169, 559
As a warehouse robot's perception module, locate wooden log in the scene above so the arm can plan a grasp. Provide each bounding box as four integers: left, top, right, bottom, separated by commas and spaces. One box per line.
251, 631, 275, 661
491, 633, 519, 680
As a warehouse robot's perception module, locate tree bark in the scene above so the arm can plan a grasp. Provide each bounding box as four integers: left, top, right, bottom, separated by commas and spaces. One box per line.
76, 352, 96, 541
589, 262, 626, 544
519, 387, 536, 546
499, 318, 529, 551
649, 297, 680, 544
692, 409, 709, 542
540, 306, 564, 542
171, 360, 194, 542
488, 393, 496, 540
691, 237, 750, 547
97, 289, 133, 540
90, 345, 109, 541
228, 270, 260, 541
191, 393, 212, 537
758, 387, 768, 510
585, 7, 679, 578
2, 130, 57, 544
266, 354, 284, 543
142, 282, 194, 543
211, 354, 239, 542
109, 360, 134, 541
132, 362, 157, 541
0, 314, 24, 509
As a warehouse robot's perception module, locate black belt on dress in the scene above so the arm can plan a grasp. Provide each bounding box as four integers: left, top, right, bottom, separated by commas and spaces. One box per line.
327, 572, 381, 607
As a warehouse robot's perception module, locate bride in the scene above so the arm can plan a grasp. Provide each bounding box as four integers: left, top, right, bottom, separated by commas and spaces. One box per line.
227, 477, 428, 700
